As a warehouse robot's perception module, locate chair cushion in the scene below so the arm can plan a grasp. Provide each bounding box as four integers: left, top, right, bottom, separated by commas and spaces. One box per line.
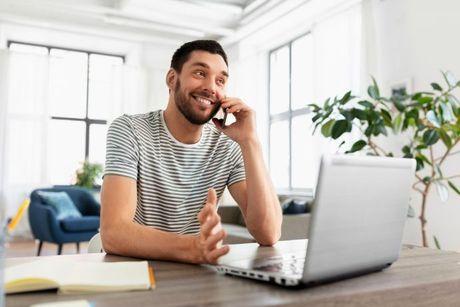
60, 216, 100, 232
37, 191, 82, 220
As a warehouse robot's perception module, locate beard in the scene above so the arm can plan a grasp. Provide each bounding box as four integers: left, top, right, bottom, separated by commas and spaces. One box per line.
174, 80, 221, 125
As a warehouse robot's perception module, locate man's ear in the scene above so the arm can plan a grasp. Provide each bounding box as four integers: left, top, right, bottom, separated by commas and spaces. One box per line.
166, 69, 176, 91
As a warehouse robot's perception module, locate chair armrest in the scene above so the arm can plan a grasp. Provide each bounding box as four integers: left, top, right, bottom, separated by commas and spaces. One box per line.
28, 203, 63, 242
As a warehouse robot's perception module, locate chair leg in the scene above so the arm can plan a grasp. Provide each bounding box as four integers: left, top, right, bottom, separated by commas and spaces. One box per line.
36, 241, 43, 256
76, 242, 80, 253
57, 244, 63, 255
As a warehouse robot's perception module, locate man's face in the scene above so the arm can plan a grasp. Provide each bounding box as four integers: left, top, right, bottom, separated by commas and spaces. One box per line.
172, 51, 228, 125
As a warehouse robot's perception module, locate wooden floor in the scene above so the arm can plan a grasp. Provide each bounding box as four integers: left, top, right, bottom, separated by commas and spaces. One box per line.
5, 239, 89, 258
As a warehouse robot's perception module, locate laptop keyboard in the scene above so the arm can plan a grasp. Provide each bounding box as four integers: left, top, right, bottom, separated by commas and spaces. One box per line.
252, 254, 305, 276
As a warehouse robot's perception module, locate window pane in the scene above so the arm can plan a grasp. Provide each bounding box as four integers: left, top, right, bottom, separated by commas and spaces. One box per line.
49, 49, 87, 118
88, 124, 108, 166
270, 120, 289, 189
269, 46, 290, 115
291, 114, 320, 189
7, 52, 48, 115
9, 43, 48, 56
291, 34, 314, 110
47, 120, 85, 184
88, 54, 123, 120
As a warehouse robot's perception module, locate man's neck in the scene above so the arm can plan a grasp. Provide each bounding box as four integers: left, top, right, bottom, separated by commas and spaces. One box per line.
163, 102, 203, 145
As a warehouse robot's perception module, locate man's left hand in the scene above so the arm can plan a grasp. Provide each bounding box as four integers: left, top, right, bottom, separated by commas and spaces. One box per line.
212, 97, 257, 145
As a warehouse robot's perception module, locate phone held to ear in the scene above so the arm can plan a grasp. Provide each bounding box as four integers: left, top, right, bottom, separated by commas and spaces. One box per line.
221, 107, 228, 128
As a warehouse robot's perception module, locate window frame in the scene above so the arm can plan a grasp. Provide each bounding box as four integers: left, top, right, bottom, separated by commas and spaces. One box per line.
7, 40, 125, 160
268, 32, 314, 197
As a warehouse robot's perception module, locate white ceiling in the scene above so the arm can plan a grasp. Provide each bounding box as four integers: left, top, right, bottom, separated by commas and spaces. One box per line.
0, 0, 304, 45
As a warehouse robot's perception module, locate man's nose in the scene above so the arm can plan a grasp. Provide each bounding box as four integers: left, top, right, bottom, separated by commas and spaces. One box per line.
202, 77, 217, 95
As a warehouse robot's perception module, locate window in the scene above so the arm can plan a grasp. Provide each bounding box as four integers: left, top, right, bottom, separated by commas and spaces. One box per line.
268, 7, 362, 194
269, 34, 314, 193
8, 41, 124, 184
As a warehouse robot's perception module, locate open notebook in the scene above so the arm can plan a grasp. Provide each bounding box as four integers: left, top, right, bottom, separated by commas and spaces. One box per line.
5, 259, 155, 294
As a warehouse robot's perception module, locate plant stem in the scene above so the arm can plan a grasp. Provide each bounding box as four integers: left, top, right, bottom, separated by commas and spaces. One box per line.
439, 140, 460, 166
420, 182, 431, 247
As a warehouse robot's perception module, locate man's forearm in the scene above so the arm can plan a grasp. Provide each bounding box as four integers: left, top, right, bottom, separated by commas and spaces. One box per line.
101, 220, 200, 263
239, 138, 282, 245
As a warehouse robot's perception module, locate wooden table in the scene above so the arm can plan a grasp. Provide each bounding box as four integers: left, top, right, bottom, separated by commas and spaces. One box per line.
5, 241, 460, 307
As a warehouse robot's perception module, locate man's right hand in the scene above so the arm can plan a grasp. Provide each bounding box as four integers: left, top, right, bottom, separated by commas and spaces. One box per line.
193, 188, 230, 264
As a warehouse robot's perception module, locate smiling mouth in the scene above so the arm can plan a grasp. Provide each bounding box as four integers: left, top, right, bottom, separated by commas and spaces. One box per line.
192, 95, 215, 107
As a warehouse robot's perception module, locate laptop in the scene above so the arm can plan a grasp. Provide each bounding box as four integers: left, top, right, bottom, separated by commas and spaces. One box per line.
213, 154, 415, 287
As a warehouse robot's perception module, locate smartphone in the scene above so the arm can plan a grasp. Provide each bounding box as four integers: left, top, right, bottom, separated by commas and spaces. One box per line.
222, 108, 228, 128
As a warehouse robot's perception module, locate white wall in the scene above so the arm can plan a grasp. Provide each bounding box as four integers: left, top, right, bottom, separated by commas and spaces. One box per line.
368, 0, 460, 251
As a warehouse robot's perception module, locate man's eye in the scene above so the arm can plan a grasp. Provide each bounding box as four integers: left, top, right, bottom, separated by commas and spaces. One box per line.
217, 79, 225, 85
195, 71, 205, 77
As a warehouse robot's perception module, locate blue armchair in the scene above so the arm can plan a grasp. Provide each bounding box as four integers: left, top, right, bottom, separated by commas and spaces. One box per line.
29, 186, 100, 255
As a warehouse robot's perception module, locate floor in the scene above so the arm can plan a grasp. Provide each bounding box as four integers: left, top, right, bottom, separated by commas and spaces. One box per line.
5, 239, 89, 258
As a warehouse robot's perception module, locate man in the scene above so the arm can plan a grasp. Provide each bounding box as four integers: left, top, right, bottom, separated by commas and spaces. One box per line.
101, 40, 282, 264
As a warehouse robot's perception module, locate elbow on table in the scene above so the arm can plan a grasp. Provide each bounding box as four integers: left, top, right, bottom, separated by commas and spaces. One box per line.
256, 229, 281, 246
100, 226, 123, 255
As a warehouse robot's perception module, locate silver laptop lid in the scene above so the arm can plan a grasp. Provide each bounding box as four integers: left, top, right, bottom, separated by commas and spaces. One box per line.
302, 154, 415, 283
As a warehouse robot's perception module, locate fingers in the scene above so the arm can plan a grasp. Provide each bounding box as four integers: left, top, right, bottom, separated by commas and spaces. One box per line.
201, 211, 221, 237
205, 228, 226, 251
220, 98, 249, 114
206, 188, 218, 208
198, 188, 218, 223
206, 245, 230, 264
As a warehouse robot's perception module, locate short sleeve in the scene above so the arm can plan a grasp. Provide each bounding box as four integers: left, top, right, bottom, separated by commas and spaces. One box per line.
227, 144, 246, 187
103, 115, 139, 180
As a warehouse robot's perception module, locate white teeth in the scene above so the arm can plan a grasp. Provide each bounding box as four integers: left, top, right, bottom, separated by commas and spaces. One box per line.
195, 96, 212, 105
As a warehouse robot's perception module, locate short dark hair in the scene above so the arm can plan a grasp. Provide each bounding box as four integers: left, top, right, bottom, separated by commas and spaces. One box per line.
170, 40, 228, 73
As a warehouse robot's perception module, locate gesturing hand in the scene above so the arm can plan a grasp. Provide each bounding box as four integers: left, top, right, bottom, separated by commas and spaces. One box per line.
194, 188, 230, 264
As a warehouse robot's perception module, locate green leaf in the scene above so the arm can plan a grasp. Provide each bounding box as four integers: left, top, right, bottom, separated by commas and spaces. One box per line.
433, 236, 441, 250
402, 145, 411, 155
381, 109, 392, 127
448, 181, 460, 195
358, 100, 374, 109
351, 108, 367, 120
307, 103, 320, 111
426, 110, 441, 128
423, 129, 440, 146
393, 113, 403, 133
415, 156, 424, 171
372, 76, 380, 97
331, 120, 351, 139
321, 119, 335, 137
368, 85, 379, 100
415, 153, 431, 166
393, 99, 405, 112
340, 91, 353, 104
346, 140, 367, 153
438, 129, 452, 148
311, 113, 322, 123
412, 93, 422, 100
340, 110, 354, 121
417, 96, 433, 105
431, 82, 443, 91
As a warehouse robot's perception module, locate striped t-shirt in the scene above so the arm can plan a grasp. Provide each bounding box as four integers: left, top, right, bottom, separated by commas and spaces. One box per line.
104, 110, 246, 235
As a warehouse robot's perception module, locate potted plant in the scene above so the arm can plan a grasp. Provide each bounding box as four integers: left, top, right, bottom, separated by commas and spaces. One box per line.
308, 72, 460, 248
75, 160, 104, 190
